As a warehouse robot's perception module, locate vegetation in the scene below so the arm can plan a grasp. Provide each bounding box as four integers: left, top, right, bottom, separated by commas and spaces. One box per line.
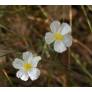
0, 5, 92, 87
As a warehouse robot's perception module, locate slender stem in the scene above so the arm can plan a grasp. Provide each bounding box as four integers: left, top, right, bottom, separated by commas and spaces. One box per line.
81, 5, 92, 33
2, 69, 13, 86
73, 38, 92, 55
38, 6, 48, 18
71, 52, 92, 80
69, 6, 72, 28
68, 5, 72, 69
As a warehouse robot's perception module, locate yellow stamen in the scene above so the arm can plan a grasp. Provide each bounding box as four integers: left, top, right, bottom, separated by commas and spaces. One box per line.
54, 32, 64, 41
23, 63, 32, 72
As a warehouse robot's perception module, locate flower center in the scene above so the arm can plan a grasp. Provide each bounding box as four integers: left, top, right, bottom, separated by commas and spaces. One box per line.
23, 63, 32, 72
54, 32, 64, 41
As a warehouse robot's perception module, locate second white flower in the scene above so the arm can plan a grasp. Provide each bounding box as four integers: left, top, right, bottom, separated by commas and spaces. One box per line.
12, 51, 41, 81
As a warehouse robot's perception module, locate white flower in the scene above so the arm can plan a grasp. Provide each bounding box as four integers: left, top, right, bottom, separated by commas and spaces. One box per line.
12, 51, 41, 81
45, 20, 72, 53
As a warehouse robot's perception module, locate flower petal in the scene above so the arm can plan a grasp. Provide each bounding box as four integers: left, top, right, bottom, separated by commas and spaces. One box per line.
28, 68, 40, 81
63, 34, 72, 47
50, 20, 60, 33
16, 70, 29, 81
45, 32, 54, 44
23, 51, 33, 62
31, 56, 41, 67
59, 23, 71, 35
12, 58, 23, 69
54, 41, 67, 53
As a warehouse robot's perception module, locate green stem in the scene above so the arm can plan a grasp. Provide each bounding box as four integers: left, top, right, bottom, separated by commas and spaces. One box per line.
81, 5, 92, 33
71, 52, 92, 80
2, 69, 13, 86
